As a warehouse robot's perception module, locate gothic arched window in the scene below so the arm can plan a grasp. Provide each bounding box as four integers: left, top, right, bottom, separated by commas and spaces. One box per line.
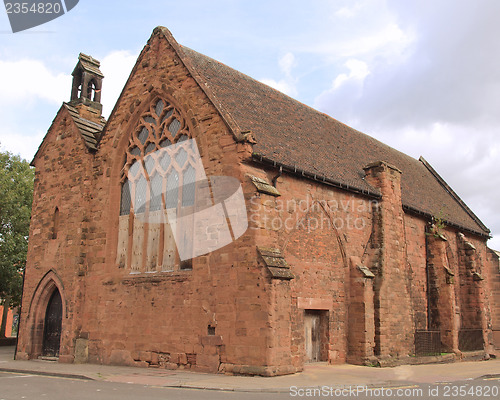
116, 98, 200, 273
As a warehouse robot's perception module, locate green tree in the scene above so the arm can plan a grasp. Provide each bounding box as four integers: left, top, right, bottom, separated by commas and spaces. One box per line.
0, 149, 34, 337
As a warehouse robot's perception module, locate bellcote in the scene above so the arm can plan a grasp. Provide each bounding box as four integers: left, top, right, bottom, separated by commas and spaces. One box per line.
69, 53, 104, 115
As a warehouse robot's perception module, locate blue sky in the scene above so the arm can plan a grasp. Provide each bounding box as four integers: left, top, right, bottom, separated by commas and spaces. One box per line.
1, 0, 499, 249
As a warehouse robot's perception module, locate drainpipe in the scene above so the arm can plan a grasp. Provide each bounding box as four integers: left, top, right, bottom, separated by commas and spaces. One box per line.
272, 166, 282, 188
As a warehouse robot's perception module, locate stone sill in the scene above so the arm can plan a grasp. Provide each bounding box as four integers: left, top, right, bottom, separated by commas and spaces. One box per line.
122, 271, 191, 285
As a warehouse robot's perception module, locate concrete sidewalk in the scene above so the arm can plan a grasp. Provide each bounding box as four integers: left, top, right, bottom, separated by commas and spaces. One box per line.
1, 346, 499, 392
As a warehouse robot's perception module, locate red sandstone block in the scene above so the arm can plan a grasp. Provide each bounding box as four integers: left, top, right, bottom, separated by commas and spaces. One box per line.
178, 353, 188, 365
201, 335, 224, 346
196, 354, 220, 372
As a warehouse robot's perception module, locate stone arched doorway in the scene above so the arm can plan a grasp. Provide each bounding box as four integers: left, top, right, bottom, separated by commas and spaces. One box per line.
21, 270, 66, 360
42, 288, 62, 357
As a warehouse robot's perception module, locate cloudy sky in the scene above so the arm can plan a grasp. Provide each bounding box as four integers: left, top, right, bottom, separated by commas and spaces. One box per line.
0, 0, 498, 249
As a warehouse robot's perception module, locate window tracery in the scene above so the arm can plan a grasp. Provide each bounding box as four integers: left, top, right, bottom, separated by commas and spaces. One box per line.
117, 98, 199, 273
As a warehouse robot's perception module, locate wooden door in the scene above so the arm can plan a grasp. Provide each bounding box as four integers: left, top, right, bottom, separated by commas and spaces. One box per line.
42, 290, 62, 357
304, 311, 321, 362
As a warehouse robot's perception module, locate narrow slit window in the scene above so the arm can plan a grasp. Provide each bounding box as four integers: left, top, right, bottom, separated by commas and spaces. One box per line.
52, 207, 60, 239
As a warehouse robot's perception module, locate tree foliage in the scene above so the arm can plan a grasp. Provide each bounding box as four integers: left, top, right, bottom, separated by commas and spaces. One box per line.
0, 150, 34, 308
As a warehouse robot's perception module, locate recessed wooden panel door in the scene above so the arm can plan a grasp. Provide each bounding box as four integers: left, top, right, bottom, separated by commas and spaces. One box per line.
42, 290, 62, 357
304, 311, 321, 362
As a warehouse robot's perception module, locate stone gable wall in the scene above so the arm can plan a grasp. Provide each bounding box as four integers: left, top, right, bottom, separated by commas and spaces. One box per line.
17, 108, 94, 361
73, 31, 270, 373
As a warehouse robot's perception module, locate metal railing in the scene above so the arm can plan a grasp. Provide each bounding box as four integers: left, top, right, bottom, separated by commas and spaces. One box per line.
458, 329, 484, 351
415, 330, 441, 356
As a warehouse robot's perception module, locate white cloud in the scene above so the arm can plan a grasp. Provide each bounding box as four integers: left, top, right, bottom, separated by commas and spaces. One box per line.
0, 58, 70, 160
333, 59, 370, 89
259, 52, 298, 97
99, 50, 139, 118
336, 23, 413, 60
279, 52, 295, 78
304, 1, 415, 63
335, 5, 361, 18
0, 50, 139, 160
259, 78, 297, 97
312, 1, 500, 245
0, 59, 70, 105
0, 127, 45, 162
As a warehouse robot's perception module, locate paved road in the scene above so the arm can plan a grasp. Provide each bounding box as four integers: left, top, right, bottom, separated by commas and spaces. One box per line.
0, 371, 499, 400
0, 371, 286, 400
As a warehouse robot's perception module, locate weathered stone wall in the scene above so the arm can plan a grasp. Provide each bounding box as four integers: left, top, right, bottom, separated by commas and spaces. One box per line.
403, 215, 428, 331
18, 27, 497, 375
17, 107, 94, 362
75, 30, 272, 374
486, 249, 500, 350
363, 162, 413, 359
244, 165, 375, 367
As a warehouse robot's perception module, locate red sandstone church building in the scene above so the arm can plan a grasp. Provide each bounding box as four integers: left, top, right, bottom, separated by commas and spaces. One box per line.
16, 27, 500, 375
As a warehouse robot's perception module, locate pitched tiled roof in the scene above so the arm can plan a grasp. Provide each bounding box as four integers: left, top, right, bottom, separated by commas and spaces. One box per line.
173, 43, 489, 237
63, 103, 105, 150
72, 53, 104, 78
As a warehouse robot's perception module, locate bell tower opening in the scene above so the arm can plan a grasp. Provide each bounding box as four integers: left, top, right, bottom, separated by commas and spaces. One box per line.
69, 53, 104, 115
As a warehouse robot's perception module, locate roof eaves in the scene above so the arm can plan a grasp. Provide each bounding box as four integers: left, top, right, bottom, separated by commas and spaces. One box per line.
419, 156, 490, 235
251, 152, 381, 199
79, 61, 104, 77
63, 103, 105, 151
402, 204, 490, 239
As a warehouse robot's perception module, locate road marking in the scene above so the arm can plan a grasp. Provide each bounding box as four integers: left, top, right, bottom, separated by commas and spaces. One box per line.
367, 385, 420, 391
1, 374, 34, 379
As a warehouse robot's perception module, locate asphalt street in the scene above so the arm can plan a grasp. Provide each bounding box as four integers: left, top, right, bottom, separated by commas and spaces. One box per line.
0, 371, 499, 400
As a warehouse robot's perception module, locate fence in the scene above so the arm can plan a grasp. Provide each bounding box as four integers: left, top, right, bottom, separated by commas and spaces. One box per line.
415, 330, 441, 356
